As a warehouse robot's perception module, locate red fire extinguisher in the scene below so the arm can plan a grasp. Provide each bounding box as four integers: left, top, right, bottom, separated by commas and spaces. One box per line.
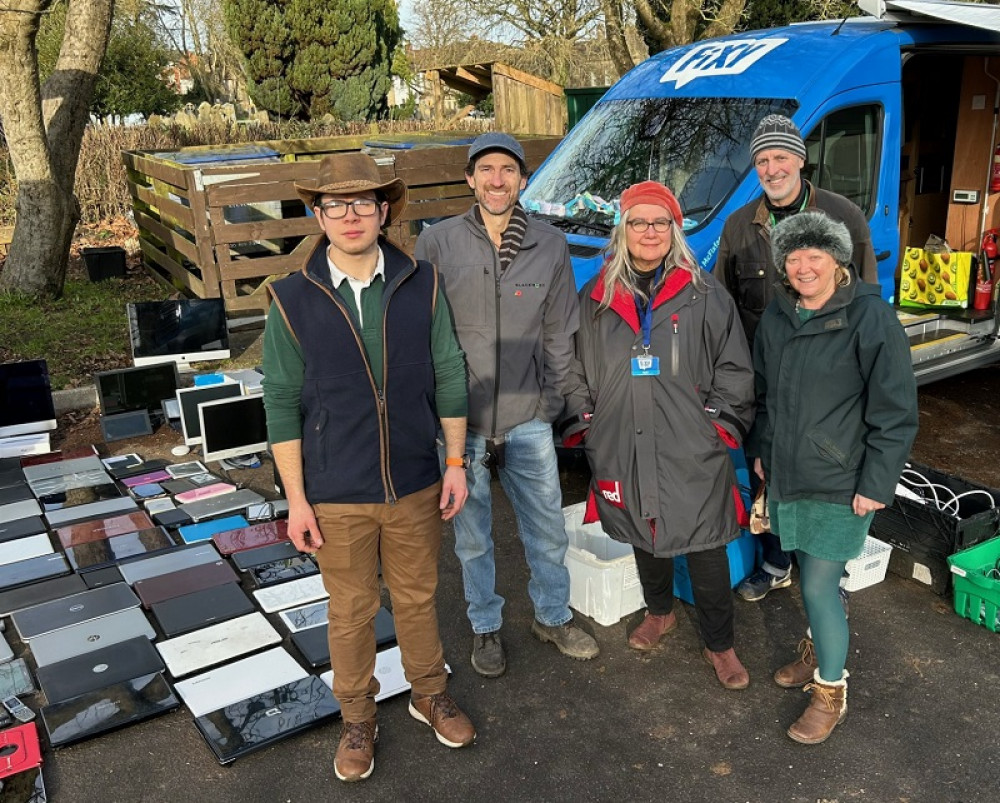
975, 230, 998, 310
991, 145, 1000, 193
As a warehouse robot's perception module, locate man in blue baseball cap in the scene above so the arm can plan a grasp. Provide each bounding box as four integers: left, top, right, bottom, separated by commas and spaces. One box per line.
415, 132, 600, 678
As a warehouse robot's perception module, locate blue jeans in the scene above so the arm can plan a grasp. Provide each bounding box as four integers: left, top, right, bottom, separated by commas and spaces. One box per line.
447, 418, 572, 634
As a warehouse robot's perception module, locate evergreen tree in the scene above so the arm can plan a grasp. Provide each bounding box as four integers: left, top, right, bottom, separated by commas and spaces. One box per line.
223, 0, 401, 121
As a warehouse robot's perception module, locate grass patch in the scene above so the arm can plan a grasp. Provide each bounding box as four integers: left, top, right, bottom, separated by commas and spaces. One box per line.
0, 267, 164, 389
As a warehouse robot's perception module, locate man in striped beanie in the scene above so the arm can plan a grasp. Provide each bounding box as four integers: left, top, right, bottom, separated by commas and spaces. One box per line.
715, 113, 877, 619
416, 133, 600, 679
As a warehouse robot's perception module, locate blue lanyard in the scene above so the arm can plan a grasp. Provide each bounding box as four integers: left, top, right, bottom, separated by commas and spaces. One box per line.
634, 264, 664, 350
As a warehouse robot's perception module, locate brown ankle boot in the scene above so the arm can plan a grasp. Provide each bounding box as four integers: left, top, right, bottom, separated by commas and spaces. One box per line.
774, 638, 817, 688
702, 647, 750, 690
787, 670, 848, 745
627, 611, 677, 651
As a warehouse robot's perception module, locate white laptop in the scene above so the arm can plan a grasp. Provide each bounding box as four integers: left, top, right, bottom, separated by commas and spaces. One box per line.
0, 498, 43, 525
253, 574, 328, 614
174, 646, 308, 718
278, 600, 329, 633
155, 612, 281, 678
0, 533, 53, 567
118, 544, 222, 585
30, 607, 156, 667
320, 646, 411, 702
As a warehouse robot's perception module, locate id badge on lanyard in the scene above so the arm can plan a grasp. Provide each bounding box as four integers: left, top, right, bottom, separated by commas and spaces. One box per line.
631, 266, 662, 377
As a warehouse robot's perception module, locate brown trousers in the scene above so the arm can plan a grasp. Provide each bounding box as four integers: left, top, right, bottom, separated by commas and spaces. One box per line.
312, 482, 448, 723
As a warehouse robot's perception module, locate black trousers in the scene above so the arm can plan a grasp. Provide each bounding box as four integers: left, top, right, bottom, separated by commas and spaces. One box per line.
632, 544, 735, 652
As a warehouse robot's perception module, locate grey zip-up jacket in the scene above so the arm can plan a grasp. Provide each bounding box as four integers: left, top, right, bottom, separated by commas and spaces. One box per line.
565, 265, 755, 558
415, 207, 580, 437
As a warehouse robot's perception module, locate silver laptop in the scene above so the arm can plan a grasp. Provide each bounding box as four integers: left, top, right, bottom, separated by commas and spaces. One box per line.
27, 468, 112, 497
155, 612, 281, 678
0, 533, 53, 566
30, 607, 156, 667
0, 498, 43, 525
320, 646, 411, 702
119, 544, 222, 585
174, 646, 308, 718
43, 496, 138, 528
22, 455, 104, 481
253, 574, 328, 614
278, 600, 329, 633
178, 488, 265, 523
12, 582, 140, 641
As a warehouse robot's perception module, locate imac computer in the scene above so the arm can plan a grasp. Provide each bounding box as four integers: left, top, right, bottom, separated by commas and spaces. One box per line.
128, 299, 230, 369
0, 359, 57, 438
199, 394, 269, 466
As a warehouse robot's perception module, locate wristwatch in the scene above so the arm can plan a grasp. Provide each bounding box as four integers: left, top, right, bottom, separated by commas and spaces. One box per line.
445, 454, 471, 469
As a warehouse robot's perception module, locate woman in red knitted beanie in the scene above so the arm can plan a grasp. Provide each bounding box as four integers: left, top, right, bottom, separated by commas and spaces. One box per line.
564, 180, 756, 690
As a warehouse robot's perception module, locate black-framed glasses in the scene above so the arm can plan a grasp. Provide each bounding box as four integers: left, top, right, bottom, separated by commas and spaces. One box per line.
627, 218, 672, 233
316, 199, 381, 219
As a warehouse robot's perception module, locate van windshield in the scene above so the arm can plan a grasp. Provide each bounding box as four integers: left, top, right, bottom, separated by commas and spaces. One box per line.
523, 97, 798, 233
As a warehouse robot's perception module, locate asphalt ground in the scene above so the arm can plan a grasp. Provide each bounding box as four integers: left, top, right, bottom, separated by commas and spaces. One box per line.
24, 443, 999, 803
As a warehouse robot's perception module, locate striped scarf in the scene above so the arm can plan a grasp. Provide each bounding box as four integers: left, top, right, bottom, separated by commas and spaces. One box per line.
476, 204, 528, 274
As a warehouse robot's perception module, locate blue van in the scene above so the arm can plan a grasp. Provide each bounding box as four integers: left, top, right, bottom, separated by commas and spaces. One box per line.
522, 0, 1000, 383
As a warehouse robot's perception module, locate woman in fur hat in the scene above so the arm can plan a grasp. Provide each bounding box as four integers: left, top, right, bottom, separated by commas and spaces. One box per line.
748, 209, 918, 743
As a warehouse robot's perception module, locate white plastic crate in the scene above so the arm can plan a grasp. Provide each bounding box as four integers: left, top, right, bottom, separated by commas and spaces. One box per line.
562, 503, 644, 626
843, 535, 893, 591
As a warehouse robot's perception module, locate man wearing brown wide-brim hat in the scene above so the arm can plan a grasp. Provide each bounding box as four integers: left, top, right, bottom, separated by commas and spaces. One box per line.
263, 151, 476, 782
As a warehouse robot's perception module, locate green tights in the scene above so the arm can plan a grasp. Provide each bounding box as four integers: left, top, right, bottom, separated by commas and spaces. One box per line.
796, 550, 849, 682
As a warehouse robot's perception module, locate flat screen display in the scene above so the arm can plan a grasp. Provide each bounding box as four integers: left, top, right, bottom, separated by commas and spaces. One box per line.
128, 300, 230, 368
95, 364, 180, 416
0, 360, 57, 438
177, 383, 244, 446
199, 395, 269, 463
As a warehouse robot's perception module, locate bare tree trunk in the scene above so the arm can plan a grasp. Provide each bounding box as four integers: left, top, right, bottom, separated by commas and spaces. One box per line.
0, 0, 112, 298
601, 0, 634, 78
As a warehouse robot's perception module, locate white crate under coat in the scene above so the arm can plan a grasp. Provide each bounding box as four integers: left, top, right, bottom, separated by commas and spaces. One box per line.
562, 503, 645, 626
843, 535, 893, 591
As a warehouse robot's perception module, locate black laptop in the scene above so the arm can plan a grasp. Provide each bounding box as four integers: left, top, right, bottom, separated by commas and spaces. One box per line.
231, 541, 300, 571
194, 676, 340, 764
0, 554, 70, 591
82, 566, 126, 590
0, 573, 87, 617
291, 607, 396, 668
150, 583, 255, 638
0, 515, 46, 544
248, 555, 318, 588
12, 582, 140, 641
63, 526, 182, 573
41, 671, 179, 748
36, 636, 164, 705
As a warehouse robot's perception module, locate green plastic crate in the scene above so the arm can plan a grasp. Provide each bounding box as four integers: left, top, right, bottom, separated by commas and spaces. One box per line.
947, 536, 1000, 632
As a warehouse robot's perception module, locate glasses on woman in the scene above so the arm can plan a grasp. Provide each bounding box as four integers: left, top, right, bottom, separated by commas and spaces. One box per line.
627, 218, 672, 233
317, 199, 380, 219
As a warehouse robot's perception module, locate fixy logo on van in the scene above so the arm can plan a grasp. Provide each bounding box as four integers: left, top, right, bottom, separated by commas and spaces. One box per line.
660, 38, 787, 88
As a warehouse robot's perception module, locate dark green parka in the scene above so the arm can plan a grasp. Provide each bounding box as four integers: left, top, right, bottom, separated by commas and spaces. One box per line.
748, 270, 918, 506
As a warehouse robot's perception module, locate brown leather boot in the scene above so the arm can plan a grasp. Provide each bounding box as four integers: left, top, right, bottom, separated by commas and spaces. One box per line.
627, 611, 677, 651
774, 638, 817, 688
702, 647, 750, 690
334, 719, 378, 781
787, 670, 849, 745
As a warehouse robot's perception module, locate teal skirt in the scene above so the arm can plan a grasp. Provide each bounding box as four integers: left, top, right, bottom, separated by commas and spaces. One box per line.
770, 498, 874, 562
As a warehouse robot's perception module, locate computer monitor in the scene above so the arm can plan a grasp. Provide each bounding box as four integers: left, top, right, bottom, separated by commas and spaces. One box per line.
176, 382, 244, 447
199, 395, 269, 464
94, 364, 180, 416
127, 299, 231, 369
0, 360, 57, 438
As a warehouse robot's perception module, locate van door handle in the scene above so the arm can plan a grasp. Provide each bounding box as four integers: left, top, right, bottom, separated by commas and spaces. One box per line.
875, 250, 891, 261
